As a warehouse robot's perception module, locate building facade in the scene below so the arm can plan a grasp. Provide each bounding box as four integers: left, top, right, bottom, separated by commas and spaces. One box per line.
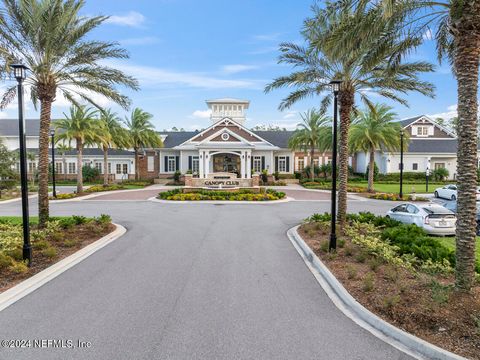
2, 99, 466, 183
353, 115, 467, 179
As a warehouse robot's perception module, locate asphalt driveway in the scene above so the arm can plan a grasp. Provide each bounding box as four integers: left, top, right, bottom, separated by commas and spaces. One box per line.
0, 196, 412, 360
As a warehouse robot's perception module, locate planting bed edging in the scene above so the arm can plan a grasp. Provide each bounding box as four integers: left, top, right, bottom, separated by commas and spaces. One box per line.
0, 223, 126, 313
287, 225, 466, 360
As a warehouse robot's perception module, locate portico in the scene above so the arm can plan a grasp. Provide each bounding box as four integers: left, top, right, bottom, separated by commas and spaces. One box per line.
198, 149, 252, 179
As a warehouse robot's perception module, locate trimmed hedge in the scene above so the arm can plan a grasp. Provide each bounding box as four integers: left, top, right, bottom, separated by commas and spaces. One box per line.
158, 188, 285, 201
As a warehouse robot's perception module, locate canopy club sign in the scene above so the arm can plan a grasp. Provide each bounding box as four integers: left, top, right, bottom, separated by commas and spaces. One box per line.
184, 172, 260, 188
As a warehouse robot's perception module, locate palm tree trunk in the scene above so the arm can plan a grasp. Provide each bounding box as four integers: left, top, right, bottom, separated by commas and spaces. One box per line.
454, 20, 480, 291
76, 140, 83, 194
310, 147, 315, 180
103, 147, 109, 186
62, 154, 66, 181
368, 148, 375, 193
337, 90, 354, 229
134, 148, 139, 180
37, 99, 52, 228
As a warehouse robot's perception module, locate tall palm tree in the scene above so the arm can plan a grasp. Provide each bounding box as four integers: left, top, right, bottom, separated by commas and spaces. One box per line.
97, 109, 129, 186
55, 106, 99, 194
0, 0, 139, 227
374, 0, 480, 294
56, 144, 72, 181
124, 108, 163, 180
265, 1, 434, 229
288, 109, 332, 180
349, 104, 405, 192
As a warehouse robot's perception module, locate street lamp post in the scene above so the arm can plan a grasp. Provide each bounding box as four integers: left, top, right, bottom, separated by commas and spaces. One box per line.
50, 129, 57, 198
11, 64, 31, 265
400, 129, 404, 199
329, 80, 342, 252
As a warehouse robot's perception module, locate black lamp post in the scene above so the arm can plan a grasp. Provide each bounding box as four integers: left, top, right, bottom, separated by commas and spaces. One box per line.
425, 166, 430, 193
400, 129, 404, 199
329, 79, 342, 251
12, 64, 31, 265
50, 129, 57, 198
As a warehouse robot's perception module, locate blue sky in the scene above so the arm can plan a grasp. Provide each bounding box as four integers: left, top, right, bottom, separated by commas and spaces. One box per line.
0, 0, 461, 130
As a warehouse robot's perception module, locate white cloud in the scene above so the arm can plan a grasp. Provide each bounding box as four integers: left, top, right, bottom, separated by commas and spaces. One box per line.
423, 29, 433, 40
429, 104, 458, 121
105, 11, 146, 27
108, 61, 264, 90
252, 33, 282, 42
120, 37, 160, 46
282, 110, 299, 119
191, 109, 212, 118
221, 64, 259, 74
248, 46, 278, 55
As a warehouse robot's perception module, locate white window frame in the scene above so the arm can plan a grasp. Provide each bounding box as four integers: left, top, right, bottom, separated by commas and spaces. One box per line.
122, 164, 128, 174
297, 158, 304, 171
278, 156, 287, 172
167, 156, 176, 173
68, 162, 76, 174
116, 164, 122, 174
147, 156, 154, 172
55, 162, 63, 174
416, 126, 430, 137
95, 162, 103, 174
192, 156, 199, 174
253, 156, 262, 173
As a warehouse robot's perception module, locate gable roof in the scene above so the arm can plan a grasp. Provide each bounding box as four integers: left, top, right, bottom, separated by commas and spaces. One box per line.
399, 115, 424, 128
0, 119, 42, 136
159, 131, 199, 148
252, 131, 294, 149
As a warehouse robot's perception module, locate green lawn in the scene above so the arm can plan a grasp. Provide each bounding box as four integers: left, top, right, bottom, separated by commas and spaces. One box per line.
437, 237, 480, 265
348, 181, 446, 194
0, 216, 73, 225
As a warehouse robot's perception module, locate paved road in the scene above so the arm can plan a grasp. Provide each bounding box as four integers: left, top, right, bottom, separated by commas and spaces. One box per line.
0, 192, 412, 360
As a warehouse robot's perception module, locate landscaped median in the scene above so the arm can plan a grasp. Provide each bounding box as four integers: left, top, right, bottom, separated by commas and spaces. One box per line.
158, 188, 286, 201
296, 212, 479, 359
49, 180, 153, 200
0, 215, 115, 293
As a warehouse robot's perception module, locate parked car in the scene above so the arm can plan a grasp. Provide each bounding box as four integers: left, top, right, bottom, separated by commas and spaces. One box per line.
442, 200, 480, 235
434, 184, 480, 200
386, 203, 456, 236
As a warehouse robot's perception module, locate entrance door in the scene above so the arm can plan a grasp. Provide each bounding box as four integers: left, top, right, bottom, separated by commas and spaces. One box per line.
115, 163, 129, 180
212, 154, 240, 175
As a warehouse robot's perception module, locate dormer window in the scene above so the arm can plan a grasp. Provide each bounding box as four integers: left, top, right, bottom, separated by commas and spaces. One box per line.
413, 125, 432, 137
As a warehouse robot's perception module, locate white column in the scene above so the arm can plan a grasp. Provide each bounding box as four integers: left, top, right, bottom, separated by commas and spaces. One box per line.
247, 151, 252, 178
199, 151, 204, 178
204, 151, 210, 178
270, 153, 274, 174
240, 151, 245, 178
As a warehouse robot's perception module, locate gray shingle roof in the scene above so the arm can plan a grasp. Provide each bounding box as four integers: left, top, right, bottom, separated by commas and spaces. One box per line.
398, 115, 425, 128
159, 131, 199, 147
18, 148, 134, 156
251, 131, 294, 148
406, 139, 475, 153
0, 119, 44, 136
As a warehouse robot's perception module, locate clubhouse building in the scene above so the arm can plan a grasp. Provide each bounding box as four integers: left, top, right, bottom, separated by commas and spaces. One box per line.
0, 97, 473, 182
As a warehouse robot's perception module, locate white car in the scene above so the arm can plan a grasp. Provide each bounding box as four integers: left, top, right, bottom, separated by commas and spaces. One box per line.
386, 203, 456, 236
434, 184, 480, 200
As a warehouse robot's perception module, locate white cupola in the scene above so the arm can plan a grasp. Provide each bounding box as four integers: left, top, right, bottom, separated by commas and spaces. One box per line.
206, 98, 250, 125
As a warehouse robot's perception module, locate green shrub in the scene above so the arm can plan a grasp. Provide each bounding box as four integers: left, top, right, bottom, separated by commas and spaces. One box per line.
365, 162, 379, 181
173, 171, 181, 182
82, 165, 100, 182
432, 167, 449, 181
0, 253, 12, 269
85, 184, 124, 193
380, 225, 455, 265
50, 193, 77, 200
320, 241, 329, 253
368, 257, 382, 271
42, 247, 57, 258
158, 188, 285, 201
10, 261, 28, 273
429, 279, 451, 304
95, 214, 111, 224
362, 273, 375, 292
72, 215, 88, 225
63, 239, 77, 248
57, 217, 76, 229
346, 264, 357, 279
383, 294, 401, 309
33, 240, 50, 250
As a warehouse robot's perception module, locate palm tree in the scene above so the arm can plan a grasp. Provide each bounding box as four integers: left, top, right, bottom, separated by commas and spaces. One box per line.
55, 106, 99, 194
97, 109, 129, 186
288, 110, 332, 180
124, 108, 163, 180
0, 0, 139, 227
349, 104, 405, 192
265, 1, 434, 229
374, 0, 480, 293
56, 144, 72, 181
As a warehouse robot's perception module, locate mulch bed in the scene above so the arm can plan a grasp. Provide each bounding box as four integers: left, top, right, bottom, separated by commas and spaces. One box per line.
0, 223, 115, 294
299, 223, 480, 359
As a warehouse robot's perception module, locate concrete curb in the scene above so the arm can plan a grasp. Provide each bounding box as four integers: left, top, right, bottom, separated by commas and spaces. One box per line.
0, 223, 127, 313
49, 187, 157, 203
148, 196, 293, 204
0, 194, 38, 205
287, 225, 466, 360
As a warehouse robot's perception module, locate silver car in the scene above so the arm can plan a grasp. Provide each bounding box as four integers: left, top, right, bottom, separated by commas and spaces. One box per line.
386, 203, 456, 236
